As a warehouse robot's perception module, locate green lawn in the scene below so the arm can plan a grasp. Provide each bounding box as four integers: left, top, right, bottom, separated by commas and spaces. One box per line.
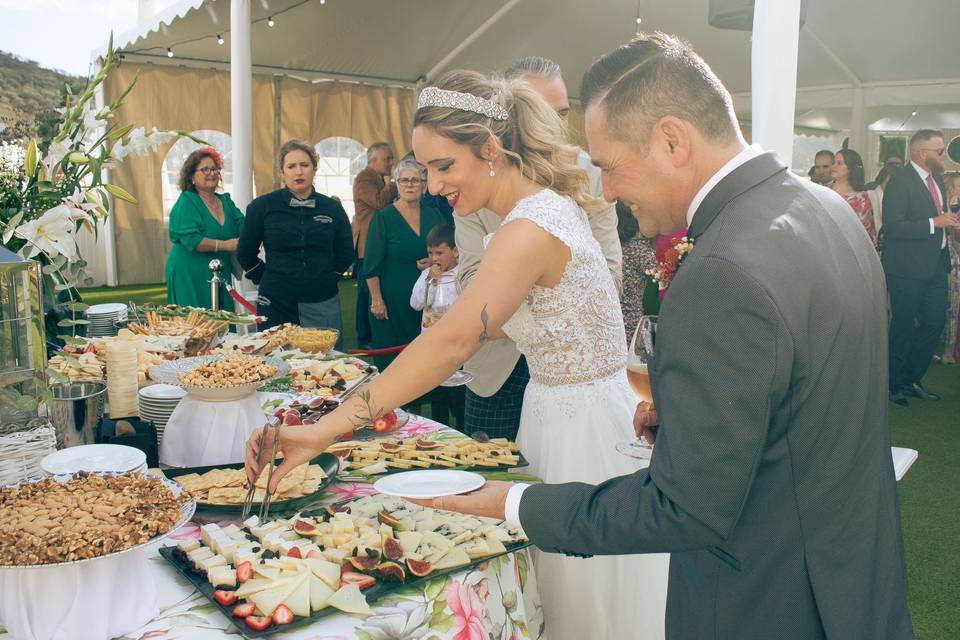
79, 280, 960, 638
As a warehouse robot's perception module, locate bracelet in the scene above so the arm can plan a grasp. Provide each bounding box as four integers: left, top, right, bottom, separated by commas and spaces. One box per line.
215, 240, 220, 251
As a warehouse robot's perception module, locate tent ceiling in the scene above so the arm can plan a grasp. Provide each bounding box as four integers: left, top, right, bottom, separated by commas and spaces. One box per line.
103, 0, 960, 128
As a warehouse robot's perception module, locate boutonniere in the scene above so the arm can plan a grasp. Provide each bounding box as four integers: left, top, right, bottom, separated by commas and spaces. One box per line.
646, 236, 695, 291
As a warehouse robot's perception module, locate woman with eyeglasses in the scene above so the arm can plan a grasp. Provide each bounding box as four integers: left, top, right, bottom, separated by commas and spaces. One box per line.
363, 156, 445, 366
165, 146, 244, 310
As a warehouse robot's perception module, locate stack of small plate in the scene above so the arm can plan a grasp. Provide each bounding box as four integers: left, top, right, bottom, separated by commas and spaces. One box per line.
138, 384, 187, 443
41, 444, 147, 476
85, 303, 129, 338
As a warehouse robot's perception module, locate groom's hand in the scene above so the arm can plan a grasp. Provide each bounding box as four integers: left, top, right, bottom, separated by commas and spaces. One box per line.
405, 481, 513, 520
634, 401, 659, 444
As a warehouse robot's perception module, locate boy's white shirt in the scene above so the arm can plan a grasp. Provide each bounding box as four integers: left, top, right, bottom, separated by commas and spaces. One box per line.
410, 264, 460, 326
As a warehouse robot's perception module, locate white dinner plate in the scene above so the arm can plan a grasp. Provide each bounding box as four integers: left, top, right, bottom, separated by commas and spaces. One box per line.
439, 370, 474, 388
139, 384, 187, 400
85, 303, 128, 316
41, 444, 147, 476
373, 470, 486, 499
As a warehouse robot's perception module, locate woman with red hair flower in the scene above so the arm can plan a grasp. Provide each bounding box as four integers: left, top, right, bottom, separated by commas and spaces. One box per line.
165, 146, 244, 310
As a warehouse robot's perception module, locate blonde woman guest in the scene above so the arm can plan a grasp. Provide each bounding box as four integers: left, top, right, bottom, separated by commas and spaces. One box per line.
165, 147, 244, 310
832, 148, 877, 244
246, 70, 668, 640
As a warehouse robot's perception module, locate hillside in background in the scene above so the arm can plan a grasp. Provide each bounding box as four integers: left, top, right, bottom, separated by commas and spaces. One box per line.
0, 51, 86, 142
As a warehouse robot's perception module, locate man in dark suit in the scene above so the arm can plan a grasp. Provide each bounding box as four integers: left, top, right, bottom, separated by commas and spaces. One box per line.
425, 33, 913, 639
882, 129, 960, 405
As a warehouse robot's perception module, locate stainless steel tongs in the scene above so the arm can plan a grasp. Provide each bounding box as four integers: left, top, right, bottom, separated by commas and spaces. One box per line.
241, 416, 281, 521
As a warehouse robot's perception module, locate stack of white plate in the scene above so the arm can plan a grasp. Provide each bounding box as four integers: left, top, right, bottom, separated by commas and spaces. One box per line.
85, 303, 129, 337
138, 384, 186, 443
41, 444, 147, 476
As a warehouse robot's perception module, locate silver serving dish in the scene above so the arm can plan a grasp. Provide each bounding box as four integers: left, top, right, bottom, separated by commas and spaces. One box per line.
0, 473, 196, 570
148, 355, 290, 402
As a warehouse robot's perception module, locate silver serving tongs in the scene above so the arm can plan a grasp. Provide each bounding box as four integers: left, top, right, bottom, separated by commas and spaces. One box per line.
241, 417, 282, 521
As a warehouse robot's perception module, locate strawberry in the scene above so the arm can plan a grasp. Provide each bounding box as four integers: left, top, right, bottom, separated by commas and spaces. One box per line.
271, 604, 294, 625
341, 571, 376, 590
232, 602, 256, 618
287, 546, 302, 559
236, 561, 253, 583
213, 590, 237, 606
83, 344, 98, 354
372, 411, 397, 433
245, 615, 272, 631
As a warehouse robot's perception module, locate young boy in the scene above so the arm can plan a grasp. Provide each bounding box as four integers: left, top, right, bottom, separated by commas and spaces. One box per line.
409, 224, 464, 428
410, 224, 459, 331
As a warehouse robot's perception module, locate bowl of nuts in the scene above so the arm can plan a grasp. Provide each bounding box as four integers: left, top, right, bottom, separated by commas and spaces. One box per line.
288, 327, 340, 354
150, 354, 290, 402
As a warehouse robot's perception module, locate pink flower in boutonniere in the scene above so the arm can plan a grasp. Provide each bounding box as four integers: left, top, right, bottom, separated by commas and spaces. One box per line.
647, 236, 694, 291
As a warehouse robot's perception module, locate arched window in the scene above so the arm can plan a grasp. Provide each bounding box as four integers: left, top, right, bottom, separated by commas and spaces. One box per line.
161, 130, 253, 223
313, 137, 367, 221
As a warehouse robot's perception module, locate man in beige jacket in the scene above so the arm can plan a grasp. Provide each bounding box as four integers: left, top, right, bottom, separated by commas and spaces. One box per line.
455, 56, 622, 438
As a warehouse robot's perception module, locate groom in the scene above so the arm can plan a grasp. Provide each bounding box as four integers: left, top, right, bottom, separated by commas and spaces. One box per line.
421, 34, 913, 639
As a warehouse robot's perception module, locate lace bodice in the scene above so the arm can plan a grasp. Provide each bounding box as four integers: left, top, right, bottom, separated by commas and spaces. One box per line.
485, 190, 627, 386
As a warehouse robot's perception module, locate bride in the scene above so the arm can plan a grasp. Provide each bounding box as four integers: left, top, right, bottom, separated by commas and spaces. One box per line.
246, 69, 668, 639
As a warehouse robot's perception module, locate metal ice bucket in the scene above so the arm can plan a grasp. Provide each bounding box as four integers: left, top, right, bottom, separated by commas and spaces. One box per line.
49, 382, 107, 448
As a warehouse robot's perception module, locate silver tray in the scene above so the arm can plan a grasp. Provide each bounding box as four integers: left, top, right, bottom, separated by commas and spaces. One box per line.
148, 355, 290, 401
0, 473, 196, 570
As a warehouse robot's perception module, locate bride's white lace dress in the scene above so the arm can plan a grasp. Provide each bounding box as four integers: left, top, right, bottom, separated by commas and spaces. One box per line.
488, 189, 669, 640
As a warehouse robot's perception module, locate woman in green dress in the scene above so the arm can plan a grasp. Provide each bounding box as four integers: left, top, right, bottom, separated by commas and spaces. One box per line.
364, 157, 444, 367
165, 147, 244, 310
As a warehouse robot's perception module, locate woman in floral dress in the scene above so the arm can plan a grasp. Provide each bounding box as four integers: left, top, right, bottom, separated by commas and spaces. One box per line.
832, 148, 877, 245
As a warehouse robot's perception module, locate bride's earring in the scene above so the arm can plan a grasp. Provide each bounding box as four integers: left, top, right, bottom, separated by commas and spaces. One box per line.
488, 160, 495, 177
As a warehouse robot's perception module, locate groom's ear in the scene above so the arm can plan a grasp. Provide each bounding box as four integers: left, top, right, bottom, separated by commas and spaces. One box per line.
654, 116, 692, 168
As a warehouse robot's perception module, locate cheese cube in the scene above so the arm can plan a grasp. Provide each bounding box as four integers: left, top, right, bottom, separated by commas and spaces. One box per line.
187, 547, 214, 563
199, 554, 228, 572
177, 539, 201, 552
242, 515, 260, 529
200, 524, 221, 547
208, 566, 237, 589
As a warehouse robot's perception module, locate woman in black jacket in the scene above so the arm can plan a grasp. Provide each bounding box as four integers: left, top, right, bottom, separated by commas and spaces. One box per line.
237, 139, 353, 348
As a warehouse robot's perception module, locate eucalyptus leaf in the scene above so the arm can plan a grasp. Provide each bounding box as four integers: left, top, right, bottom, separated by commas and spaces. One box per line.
46, 368, 70, 384
68, 302, 89, 311
54, 283, 73, 292
58, 335, 87, 346
41, 264, 60, 275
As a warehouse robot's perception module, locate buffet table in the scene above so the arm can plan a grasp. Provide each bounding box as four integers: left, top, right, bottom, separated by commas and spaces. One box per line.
1, 414, 542, 640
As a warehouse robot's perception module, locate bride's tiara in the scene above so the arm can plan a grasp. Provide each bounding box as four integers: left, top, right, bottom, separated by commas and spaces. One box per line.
417, 87, 509, 121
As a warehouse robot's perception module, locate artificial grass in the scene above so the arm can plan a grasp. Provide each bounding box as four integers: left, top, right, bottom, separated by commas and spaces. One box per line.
77, 279, 960, 637
890, 363, 960, 640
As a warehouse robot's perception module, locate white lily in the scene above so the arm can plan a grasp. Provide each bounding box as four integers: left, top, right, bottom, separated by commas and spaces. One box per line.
147, 127, 177, 152
41, 139, 71, 178
13, 204, 86, 261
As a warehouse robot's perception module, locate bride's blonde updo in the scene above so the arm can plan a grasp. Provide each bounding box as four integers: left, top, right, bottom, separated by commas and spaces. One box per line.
414, 69, 606, 215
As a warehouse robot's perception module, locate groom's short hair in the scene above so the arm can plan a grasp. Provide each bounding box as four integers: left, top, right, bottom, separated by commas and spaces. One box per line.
581, 32, 739, 151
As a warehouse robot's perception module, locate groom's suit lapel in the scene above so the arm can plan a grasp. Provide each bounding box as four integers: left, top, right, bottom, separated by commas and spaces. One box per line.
687, 152, 788, 241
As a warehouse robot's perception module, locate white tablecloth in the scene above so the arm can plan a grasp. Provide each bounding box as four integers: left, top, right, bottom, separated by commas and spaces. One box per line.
0, 548, 157, 640
158, 393, 268, 468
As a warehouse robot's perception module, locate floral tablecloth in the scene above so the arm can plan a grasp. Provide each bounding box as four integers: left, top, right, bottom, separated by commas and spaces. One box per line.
0, 413, 544, 640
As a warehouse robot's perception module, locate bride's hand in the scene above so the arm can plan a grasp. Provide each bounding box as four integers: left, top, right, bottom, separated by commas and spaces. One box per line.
633, 401, 659, 444
244, 422, 335, 493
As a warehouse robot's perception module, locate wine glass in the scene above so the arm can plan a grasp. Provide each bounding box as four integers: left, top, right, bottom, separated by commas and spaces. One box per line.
422, 271, 474, 388
616, 315, 657, 460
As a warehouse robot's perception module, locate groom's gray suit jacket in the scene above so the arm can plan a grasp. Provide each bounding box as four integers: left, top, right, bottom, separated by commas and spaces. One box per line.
517, 153, 912, 639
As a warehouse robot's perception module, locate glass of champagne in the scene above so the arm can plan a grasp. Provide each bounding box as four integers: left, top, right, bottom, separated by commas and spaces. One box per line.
616, 315, 657, 459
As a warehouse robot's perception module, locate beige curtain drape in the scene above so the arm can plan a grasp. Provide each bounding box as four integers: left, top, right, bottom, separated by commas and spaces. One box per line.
104, 64, 415, 284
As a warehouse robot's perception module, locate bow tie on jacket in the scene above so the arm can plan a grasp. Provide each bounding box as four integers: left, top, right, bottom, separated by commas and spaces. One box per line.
289, 198, 316, 208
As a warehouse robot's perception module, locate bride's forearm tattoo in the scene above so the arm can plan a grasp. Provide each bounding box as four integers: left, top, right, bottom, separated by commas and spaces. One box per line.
348, 387, 383, 429
479, 304, 490, 344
